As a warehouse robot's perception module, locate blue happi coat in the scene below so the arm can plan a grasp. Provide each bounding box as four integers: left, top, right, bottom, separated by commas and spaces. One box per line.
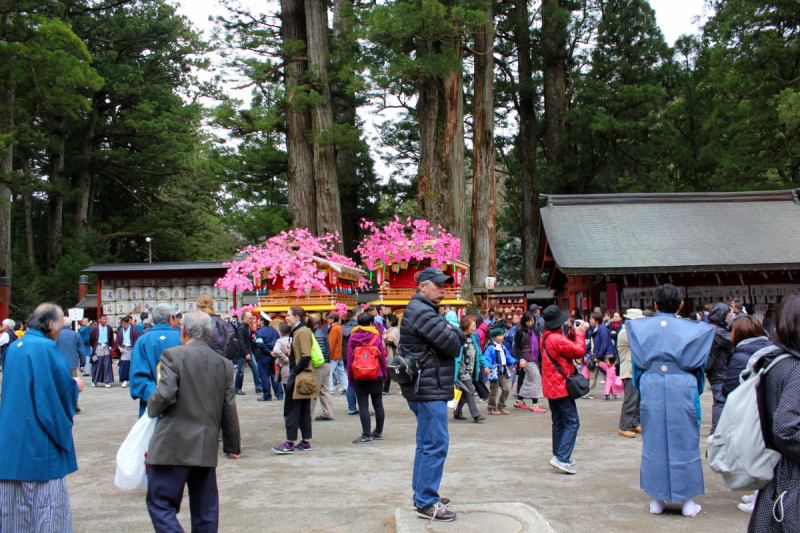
627, 312, 714, 502
129, 324, 182, 416
0, 329, 79, 481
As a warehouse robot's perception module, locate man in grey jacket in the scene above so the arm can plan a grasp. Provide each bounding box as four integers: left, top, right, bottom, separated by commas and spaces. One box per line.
400, 268, 467, 522
146, 311, 241, 532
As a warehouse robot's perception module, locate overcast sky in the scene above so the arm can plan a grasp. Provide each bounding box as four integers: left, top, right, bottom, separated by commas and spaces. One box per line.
175, 0, 709, 178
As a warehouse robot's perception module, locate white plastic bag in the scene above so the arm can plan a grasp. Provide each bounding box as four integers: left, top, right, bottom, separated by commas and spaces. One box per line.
115, 414, 158, 491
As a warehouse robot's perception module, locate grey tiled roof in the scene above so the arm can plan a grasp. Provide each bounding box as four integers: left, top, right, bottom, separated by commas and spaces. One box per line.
541, 189, 800, 274
83, 261, 229, 273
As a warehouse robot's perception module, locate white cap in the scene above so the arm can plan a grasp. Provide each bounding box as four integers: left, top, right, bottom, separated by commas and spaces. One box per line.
260, 311, 272, 323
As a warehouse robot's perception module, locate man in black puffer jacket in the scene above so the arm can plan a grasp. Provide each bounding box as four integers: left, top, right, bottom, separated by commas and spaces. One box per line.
399, 268, 466, 523
706, 302, 733, 434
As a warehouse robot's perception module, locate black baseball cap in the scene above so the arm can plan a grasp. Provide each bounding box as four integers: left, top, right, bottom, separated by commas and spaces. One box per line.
529, 304, 541, 312
417, 267, 454, 284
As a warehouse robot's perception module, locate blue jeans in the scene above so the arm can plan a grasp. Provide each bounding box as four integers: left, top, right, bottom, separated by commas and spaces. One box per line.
407, 400, 449, 508
549, 396, 580, 463
346, 386, 358, 412
235, 357, 261, 392
329, 358, 348, 391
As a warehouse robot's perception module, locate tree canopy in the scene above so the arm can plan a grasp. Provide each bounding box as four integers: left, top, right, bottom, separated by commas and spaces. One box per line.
1, 0, 798, 318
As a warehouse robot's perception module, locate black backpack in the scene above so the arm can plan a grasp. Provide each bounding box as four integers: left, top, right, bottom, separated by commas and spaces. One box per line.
209, 315, 237, 361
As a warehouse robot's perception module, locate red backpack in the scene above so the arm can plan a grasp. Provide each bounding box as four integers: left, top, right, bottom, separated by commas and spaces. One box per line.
353, 335, 382, 381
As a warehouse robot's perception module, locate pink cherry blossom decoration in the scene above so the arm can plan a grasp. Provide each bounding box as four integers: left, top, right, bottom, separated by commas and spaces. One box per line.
355, 216, 461, 270
216, 229, 368, 299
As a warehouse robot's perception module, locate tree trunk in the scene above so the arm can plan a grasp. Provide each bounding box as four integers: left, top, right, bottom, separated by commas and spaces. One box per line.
282, 0, 317, 235
76, 103, 98, 231
333, 0, 359, 256
47, 119, 65, 269
20, 158, 34, 264
515, 0, 540, 284
305, 0, 343, 250
0, 26, 13, 282
542, 0, 568, 180
471, 3, 496, 285
416, 38, 467, 261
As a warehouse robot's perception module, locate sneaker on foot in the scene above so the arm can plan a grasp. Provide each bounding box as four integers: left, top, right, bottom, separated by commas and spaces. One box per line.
549, 456, 576, 474
415, 502, 455, 522
513, 401, 528, 409
738, 502, 755, 514
104, 384, 111, 388
296, 441, 312, 451
531, 405, 546, 413
602, 395, 610, 401
121, 381, 128, 388
353, 435, 373, 444
370, 430, 383, 440
742, 492, 758, 505
271, 442, 295, 455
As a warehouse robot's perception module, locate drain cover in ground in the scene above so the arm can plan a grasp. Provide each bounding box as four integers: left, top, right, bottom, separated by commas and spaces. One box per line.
395, 502, 555, 533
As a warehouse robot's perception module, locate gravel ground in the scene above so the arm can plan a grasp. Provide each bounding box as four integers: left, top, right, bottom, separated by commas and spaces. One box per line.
65, 367, 752, 532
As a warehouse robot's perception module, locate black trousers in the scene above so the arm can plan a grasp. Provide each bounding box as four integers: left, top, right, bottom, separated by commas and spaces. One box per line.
619, 378, 640, 431
147, 464, 218, 533
516, 367, 526, 398
474, 379, 490, 400
283, 381, 312, 442
382, 379, 391, 393
357, 393, 385, 436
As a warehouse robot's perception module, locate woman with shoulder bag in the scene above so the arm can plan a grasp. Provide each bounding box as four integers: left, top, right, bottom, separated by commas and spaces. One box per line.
748, 296, 800, 532
272, 307, 317, 455
540, 305, 590, 475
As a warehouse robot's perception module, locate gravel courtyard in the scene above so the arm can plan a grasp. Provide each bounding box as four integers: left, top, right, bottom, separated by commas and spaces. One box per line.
67, 368, 751, 532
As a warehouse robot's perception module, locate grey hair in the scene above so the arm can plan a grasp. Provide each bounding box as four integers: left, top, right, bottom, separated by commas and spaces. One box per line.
27, 303, 64, 334
182, 311, 214, 341
63, 316, 72, 326
152, 303, 175, 325
2, 319, 15, 329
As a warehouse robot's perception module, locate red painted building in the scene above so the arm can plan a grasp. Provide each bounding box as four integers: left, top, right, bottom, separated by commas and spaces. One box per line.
537, 189, 800, 322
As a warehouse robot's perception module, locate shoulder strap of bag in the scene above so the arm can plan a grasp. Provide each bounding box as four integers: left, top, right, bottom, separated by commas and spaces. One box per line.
369, 335, 380, 348
543, 336, 570, 380
764, 352, 795, 374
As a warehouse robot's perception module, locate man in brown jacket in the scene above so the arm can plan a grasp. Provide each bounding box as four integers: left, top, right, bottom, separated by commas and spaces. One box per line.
617, 308, 643, 438
146, 311, 241, 531
327, 311, 346, 394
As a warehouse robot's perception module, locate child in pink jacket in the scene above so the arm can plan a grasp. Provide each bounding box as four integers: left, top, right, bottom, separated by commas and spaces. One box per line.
599, 356, 624, 400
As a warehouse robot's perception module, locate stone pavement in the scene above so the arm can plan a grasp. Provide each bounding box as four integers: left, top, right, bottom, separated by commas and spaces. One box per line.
65, 367, 752, 532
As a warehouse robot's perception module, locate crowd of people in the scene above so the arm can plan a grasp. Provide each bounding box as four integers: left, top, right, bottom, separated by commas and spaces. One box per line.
0, 275, 798, 531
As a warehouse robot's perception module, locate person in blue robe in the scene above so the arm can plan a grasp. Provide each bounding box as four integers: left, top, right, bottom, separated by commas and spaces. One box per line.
129, 304, 182, 417
78, 318, 92, 373
626, 284, 715, 517
0, 303, 83, 532
89, 315, 117, 386
255, 312, 281, 401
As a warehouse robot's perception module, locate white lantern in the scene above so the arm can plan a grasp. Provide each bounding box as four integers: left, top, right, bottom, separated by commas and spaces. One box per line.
484, 277, 497, 289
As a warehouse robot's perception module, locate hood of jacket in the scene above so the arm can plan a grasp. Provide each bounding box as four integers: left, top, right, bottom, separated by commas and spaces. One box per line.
708, 303, 731, 327
349, 328, 380, 345
445, 311, 459, 328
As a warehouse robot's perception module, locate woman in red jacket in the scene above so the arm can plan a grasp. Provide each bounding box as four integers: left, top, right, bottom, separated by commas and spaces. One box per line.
540, 305, 590, 475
